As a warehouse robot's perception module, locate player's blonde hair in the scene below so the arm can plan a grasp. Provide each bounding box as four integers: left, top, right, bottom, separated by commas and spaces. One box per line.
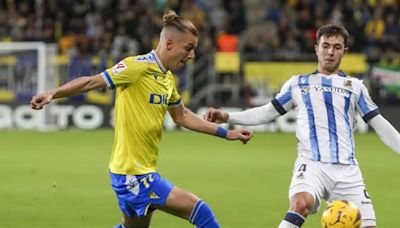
162, 10, 198, 36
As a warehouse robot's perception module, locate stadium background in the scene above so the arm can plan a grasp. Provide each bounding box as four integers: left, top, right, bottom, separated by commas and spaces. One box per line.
0, 0, 399, 227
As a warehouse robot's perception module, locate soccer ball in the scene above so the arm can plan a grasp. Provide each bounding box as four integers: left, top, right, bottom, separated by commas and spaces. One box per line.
321, 200, 361, 228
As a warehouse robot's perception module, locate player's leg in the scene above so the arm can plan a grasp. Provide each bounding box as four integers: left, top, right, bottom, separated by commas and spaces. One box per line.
110, 172, 158, 228
329, 165, 376, 228
278, 192, 312, 228
279, 158, 326, 228
153, 186, 220, 228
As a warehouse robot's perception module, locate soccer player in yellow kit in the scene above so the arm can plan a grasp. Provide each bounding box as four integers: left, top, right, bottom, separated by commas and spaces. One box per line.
31, 10, 252, 228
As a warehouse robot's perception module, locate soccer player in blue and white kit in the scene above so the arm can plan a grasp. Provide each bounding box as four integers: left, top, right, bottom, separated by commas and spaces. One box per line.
204, 24, 400, 228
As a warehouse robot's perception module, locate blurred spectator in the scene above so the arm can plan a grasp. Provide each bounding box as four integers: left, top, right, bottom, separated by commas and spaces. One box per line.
225, 0, 246, 35
382, 13, 400, 51
364, 5, 385, 53
111, 27, 139, 62
206, 0, 228, 32
217, 32, 238, 52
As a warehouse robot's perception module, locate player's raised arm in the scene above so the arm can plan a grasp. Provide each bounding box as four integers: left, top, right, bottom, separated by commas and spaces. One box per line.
31, 74, 106, 110
369, 114, 400, 153
168, 103, 253, 144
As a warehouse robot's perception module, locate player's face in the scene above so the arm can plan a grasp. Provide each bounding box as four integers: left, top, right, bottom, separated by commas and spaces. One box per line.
315, 35, 348, 74
170, 32, 198, 71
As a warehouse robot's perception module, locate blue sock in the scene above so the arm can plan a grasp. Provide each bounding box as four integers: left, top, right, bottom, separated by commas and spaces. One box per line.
283, 211, 305, 227
189, 200, 220, 228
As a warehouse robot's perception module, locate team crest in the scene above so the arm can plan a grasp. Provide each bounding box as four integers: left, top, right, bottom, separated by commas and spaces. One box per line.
301, 86, 310, 94
125, 175, 139, 195
112, 61, 127, 74
344, 80, 352, 89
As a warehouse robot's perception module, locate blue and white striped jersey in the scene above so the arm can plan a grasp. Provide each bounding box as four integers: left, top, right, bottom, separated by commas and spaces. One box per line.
272, 70, 379, 165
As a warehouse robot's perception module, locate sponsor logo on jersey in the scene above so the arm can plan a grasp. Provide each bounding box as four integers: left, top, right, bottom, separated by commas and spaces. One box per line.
149, 93, 168, 105
312, 86, 350, 96
112, 61, 127, 74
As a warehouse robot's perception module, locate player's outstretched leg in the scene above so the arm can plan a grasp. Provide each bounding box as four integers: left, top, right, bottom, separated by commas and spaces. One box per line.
189, 199, 220, 228
155, 186, 220, 228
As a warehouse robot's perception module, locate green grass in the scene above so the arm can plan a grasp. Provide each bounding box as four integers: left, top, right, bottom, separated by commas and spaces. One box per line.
0, 130, 399, 227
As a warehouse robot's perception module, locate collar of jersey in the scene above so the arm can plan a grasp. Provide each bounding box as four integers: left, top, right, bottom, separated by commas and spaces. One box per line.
150, 50, 167, 74
312, 69, 347, 77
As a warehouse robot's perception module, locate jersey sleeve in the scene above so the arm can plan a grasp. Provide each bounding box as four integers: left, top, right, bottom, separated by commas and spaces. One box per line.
101, 57, 141, 89
271, 76, 294, 115
356, 81, 380, 122
167, 75, 181, 107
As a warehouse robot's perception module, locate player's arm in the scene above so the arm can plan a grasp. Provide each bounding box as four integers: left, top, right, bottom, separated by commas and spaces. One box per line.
168, 103, 253, 143
368, 114, 400, 153
356, 80, 400, 153
31, 74, 106, 110
204, 102, 281, 125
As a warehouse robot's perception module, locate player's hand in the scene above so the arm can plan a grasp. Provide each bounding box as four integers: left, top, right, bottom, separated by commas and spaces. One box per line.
30, 92, 53, 110
204, 107, 229, 124
227, 129, 253, 144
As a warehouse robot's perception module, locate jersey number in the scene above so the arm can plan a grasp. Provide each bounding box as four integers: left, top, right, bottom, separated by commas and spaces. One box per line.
140, 174, 154, 188
298, 164, 307, 172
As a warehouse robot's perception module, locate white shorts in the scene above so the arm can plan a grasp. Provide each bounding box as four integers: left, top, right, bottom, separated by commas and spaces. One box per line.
288, 157, 376, 227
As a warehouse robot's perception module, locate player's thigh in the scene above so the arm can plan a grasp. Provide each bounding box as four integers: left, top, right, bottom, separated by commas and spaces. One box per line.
288, 157, 329, 214
152, 186, 199, 220
122, 212, 153, 228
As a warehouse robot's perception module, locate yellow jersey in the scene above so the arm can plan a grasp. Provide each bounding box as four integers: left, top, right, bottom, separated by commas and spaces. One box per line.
101, 50, 181, 175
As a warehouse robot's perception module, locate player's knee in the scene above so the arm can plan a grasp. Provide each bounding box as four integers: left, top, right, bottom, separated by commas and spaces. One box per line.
189, 200, 220, 228
290, 197, 313, 216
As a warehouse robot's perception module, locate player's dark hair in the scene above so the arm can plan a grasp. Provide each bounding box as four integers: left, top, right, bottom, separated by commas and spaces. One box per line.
162, 10, 198, 36
316, 24, 349, 47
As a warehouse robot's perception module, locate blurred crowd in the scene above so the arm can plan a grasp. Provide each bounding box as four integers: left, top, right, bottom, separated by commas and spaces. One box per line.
241, 0, 400, 64
1, 0, 399, 64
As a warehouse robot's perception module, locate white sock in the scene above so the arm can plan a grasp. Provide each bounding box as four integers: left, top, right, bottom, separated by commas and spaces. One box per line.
278, 220, 299, 228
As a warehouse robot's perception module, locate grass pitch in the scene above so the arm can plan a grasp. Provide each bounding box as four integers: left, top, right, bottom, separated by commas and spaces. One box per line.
0, 130, 399, 227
